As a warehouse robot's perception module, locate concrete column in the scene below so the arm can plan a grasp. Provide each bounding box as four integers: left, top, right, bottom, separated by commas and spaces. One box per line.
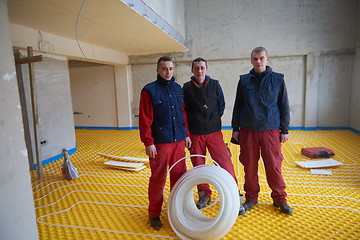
350, 4, 360, 131
114, 64, 133, 128
304, 52, 320, 128
0, 0, 39, 239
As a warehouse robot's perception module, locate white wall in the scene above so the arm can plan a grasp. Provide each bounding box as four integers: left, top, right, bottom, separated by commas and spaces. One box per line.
69, 63, 134, 128
129, 0, 359, 130
10, 24, 128, 65
19, 56, 77, 163
69, 65, 118, 127
114, 64, 133, 128
0, 0, 38, 238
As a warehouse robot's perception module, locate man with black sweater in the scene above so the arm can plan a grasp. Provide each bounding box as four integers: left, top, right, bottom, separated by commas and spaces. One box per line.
183, 58, 245, 215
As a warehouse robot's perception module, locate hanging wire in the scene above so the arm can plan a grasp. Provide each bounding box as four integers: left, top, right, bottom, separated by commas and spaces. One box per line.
38, 31, 54, 54
76, 0, 104, 60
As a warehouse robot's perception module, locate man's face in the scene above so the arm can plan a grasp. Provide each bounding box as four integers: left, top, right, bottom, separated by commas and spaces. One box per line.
156, 60, 174, 80
251, 51, 269, 73
192, 61, 208, 83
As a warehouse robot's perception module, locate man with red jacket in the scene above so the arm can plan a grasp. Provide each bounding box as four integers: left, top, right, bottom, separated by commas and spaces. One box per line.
139, 56, 191, 230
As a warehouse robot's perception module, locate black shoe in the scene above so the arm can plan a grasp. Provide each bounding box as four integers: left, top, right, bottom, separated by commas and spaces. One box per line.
243, 200, 258, 211
273, 202, 294, 215
238, 205, 246, 215
196, 190, 211, 209
149, 216, 162, 230
196, 196, 211, 209
238, 193, 246, 215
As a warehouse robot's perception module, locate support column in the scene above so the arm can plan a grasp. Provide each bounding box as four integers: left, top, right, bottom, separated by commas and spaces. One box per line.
304, 52, 320, 129
114, 64, 133, 128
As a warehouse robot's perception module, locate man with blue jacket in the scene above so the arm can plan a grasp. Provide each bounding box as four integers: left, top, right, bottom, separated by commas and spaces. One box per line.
231, 47, 293, 214
139, 56, 192, 230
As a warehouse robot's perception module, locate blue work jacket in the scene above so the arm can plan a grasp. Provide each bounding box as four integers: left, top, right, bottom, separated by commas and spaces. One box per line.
231, 66, 290, 134
143, 75, 186, 144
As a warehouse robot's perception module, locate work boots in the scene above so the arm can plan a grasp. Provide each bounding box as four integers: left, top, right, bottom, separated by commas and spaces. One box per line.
196, 189, 211, 209
149, 216, 162, 230
273, 202, 294, 215
238, 193, 246, 215
243, 200, 258, 211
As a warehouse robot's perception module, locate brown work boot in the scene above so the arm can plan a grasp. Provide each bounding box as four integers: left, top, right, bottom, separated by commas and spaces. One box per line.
273, 202, 294, 215
149, 216, 162, 230
196, 189, 211, 209
243, 200, 258, 211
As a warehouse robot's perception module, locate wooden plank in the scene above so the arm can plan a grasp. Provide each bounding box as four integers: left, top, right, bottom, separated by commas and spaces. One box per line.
15, 55, 43, 65
27, 46, 43, 179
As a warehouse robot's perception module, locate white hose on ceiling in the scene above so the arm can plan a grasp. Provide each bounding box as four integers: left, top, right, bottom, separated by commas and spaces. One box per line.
167, 155, 240, 240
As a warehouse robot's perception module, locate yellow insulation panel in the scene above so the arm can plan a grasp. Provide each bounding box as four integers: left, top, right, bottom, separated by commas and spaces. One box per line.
31, 129, 360, 239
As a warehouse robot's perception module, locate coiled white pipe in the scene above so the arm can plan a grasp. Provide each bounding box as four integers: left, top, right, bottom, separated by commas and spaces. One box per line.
167, 155, 240, 240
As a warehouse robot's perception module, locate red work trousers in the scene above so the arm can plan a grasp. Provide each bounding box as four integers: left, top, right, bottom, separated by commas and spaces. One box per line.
239, 128, 287, 204
190, 131, 238, 197
148, 141, 186, 218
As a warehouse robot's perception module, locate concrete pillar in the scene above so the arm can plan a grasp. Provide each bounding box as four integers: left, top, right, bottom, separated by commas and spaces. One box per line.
304, 52, 320, 128
350, 4, 360, 131
0, 0, 39, 239
114, 64, 133, 128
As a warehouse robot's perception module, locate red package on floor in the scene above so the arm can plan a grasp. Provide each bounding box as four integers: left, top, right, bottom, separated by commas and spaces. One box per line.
301, 147, 335, 158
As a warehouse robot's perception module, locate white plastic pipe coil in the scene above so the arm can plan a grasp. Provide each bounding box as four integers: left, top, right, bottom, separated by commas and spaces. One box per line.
167, 155, 240, 240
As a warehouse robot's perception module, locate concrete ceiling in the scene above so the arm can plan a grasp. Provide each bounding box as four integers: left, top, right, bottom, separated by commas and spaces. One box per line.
7, 0, 187, 55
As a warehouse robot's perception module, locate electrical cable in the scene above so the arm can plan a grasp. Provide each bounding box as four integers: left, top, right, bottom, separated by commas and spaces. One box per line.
38, 31, 54, 53
167, 155, 240, 240
76, 0, 104, 60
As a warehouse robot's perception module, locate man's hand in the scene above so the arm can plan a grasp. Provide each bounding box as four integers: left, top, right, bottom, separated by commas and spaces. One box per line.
280, 134, 289, 143
185, 137, 192, 148
232, 131, 239, 142
146, 145, 157, 158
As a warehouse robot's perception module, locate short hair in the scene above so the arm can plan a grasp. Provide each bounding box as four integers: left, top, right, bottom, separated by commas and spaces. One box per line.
191, 57, 207, 69
251, 46, 268, 57
157, 56, 173, 68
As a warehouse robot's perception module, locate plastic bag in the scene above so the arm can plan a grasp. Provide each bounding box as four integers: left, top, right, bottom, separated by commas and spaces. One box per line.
61, 148, 79, 180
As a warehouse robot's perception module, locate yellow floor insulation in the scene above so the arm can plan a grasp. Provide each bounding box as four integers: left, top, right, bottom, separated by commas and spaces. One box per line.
30, 129, 360, 239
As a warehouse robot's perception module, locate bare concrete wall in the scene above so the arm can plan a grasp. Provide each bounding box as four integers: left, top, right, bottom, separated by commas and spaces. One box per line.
131, 62, 155, 126
130, 55, 306, 128
0, 0, 38, 238
130, 0, 359, 130
142, 0, 186, 37
318, 52, 353, 127
350, 5, 360, 131
182, 0, 357, 59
